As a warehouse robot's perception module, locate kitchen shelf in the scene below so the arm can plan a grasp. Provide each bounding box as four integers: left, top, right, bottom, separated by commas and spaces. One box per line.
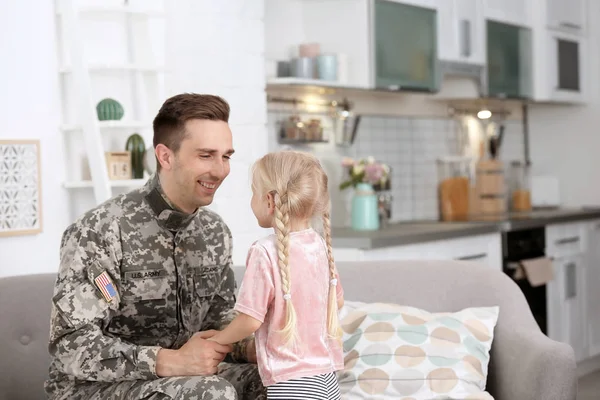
267, 77, 370, 91
61, 120, 151, 132
63, 179, 146, 189
278, 138, 329, 145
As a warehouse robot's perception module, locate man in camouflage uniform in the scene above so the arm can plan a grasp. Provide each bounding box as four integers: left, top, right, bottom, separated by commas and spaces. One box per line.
45, 94, 267, 400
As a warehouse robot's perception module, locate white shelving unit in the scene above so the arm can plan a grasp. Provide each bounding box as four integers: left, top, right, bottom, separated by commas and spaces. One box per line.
55, 0, 166, 205
63, 179, 147, 189
60, 120, 152, 132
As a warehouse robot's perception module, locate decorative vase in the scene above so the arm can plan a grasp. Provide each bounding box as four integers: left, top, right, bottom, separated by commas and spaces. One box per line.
351, 183, 380, 231
125, 133, 146, 179
96, 98, 124, 121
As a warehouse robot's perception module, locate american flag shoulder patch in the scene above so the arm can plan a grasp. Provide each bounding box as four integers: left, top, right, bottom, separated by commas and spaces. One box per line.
94, 270, 117, 303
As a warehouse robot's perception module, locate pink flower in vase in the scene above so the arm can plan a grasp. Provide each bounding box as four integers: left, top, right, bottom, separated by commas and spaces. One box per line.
364, 163, 384, 184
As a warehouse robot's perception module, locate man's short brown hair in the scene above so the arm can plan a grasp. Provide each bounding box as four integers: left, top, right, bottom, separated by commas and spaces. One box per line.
153, 93, 230, 156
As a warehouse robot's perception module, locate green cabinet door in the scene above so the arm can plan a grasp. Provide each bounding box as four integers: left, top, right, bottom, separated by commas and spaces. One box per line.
374, 0, 438, 92
486, 20, 533, 98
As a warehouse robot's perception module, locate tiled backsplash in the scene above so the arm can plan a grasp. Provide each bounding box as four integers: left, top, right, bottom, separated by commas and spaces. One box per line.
268, 110, 525, 226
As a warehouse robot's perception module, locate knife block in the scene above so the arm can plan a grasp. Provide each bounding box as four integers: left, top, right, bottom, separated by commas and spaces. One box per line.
471, 160, 507, 219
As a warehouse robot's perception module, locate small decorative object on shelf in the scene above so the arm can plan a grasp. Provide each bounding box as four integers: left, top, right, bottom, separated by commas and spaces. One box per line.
96, 98, 124, 121
105, 151, 131, 180
125, 133, 146, 179
279, 114, 326, 143
339, 157, 391, 231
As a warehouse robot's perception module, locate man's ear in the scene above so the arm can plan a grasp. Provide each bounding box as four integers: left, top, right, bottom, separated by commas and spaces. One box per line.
266, 192, 276, 215
155, 144, 173, 171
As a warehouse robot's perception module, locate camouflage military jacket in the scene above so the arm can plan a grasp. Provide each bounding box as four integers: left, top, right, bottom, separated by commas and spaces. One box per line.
45, 174, 247, 397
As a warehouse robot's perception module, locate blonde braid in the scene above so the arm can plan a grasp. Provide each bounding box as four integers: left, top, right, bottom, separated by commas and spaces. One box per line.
323, 212, 343, 342
274, 191, 298, 345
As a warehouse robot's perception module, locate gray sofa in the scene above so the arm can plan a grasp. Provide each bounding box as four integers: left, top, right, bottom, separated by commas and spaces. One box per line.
0, 260, 577, 400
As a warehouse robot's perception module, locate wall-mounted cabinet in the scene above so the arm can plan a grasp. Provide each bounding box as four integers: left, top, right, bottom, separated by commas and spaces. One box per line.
486, 20, 533, 99
544, 31, 586, 103
547, 0, 586, 36
483, 0, 532, 28
373, 0, 438, 91
266, 0, 439, 92
530, 0, 588, 103
264, 0, 589, 105
437, 0, 485, 66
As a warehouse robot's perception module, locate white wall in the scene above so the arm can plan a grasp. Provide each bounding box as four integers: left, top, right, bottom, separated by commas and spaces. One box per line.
528, 0, 600, 208
0, 0, 70, 277
0, 0, 269, 277
166, 0, 270, 265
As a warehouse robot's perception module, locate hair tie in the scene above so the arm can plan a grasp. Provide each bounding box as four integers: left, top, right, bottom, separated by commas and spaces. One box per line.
330, 278, 338, 286
283, 293, 292, 301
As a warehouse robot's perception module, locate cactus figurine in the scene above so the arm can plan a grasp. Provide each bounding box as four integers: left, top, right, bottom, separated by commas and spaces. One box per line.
125, 133, 146, 179
96, 98, 124, 121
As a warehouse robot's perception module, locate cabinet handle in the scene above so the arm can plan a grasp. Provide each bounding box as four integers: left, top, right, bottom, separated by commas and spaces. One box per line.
555, 236, 580, 245
460, 19, 471, 57
456, 253, 487, 261
565, 262, 577, 299
560, 22, 582, 30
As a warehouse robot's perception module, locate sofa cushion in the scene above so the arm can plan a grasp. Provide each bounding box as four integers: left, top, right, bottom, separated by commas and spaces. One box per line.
337, 301, 499, 399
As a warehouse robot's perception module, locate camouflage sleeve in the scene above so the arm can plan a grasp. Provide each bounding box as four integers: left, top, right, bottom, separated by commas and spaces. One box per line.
49, 224, 160, 382
200, 224, 254, 363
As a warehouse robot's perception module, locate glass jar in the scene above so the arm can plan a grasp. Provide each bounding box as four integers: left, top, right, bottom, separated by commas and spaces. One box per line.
436, 157, 473, 221
510, 161, 532, 212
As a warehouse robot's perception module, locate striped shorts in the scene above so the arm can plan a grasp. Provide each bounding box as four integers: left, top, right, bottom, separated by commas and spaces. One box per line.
267, 372, 341, 400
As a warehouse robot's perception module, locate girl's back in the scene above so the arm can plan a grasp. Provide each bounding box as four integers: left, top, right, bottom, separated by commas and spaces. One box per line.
234, 227, 344, 386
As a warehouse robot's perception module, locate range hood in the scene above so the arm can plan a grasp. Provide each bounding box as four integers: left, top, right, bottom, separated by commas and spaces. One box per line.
431, 60, 487, 100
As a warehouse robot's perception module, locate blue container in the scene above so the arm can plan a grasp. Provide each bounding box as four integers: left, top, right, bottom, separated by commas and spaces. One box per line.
317, 54, 338, 81
351, 183, 380, 231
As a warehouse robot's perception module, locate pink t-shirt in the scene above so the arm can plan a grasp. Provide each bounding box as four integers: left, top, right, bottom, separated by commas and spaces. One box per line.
234, 228, 344, 386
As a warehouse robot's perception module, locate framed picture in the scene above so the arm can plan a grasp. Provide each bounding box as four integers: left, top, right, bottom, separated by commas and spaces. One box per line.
0, 139, 43, 237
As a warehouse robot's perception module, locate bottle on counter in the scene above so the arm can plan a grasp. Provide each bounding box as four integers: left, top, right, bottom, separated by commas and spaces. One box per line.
436, 156, 473, 221
510, 161, 532, 212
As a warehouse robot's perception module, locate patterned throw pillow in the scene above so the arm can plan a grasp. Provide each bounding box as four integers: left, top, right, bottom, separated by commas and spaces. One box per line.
337, 301, 499, 399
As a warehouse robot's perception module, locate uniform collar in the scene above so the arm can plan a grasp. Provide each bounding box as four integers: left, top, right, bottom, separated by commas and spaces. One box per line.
144, 173, 199, 232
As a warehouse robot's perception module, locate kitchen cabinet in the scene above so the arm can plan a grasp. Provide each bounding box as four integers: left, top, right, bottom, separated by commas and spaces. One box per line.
545, 222, 589, 362
287, 0, 439, 91
373, 0, 438, 91
483, 0, 532, 28
393, 0, 438, 9
333, 233, 502, 271
585, 220, 600, 358
546, 254, 588, 362
437, 0, 485, 65
486, 20, 533, 99
547, 0, 586, 35
531, 27, 587, 104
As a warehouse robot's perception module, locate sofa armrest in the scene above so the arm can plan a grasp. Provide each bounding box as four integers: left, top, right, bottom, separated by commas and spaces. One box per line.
489, 328, 577, 400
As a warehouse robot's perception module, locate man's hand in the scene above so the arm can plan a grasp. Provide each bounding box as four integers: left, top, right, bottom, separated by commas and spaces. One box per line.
155, 330, 233, 377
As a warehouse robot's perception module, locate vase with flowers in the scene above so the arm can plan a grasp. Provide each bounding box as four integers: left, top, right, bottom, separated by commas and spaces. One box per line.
339, 157, 390, 231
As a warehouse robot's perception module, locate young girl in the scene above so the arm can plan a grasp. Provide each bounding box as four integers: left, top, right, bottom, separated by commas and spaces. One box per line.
209, 150, 344, 399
